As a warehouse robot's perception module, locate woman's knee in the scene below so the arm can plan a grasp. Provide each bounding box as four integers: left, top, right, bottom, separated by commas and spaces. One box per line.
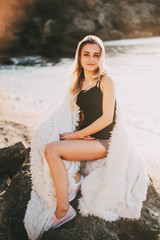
44, 142, 59, 159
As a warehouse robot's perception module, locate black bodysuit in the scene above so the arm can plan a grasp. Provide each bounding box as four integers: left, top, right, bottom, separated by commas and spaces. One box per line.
76, 78, 116, 140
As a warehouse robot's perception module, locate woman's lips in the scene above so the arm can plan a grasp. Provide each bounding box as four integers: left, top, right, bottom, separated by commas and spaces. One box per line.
87, 64, 95, 66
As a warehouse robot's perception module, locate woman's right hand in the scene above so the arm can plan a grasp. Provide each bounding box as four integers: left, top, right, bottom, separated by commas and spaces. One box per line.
73, 130, 95, 140
82, 136, 96, 140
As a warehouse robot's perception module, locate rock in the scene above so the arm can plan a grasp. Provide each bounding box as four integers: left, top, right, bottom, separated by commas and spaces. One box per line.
40, 19, 60, 56
0, 57, 14, 65
128, 30, 153, 38
0, 161, 31, 240
0, 144, 160, 240
76, 0, 96, 10
0, 174, 11, 195
73, 17, 97, 33
96, 11, 107, 27
0, 142, 26, 178
42, 19, 59, 40
65, 17, 97, 41
109, 30, 125, 40
39, 181, 160, 240
14, 56, 45, 66
40, 215, 119, 240
0, 0, 160, 56
16, 59, 40, 66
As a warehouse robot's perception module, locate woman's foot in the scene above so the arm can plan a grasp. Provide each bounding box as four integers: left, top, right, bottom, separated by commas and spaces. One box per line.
69, 174, 84, 202
55, 205, 69, 219
52, 204, 76, 229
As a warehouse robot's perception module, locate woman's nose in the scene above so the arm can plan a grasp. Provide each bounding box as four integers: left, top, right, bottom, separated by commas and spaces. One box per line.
90, 55, 94, 61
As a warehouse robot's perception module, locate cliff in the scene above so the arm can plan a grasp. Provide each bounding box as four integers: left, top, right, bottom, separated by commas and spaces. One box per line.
0, 0, 160, 56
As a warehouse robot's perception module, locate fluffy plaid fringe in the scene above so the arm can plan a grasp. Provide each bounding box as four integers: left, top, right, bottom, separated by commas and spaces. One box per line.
24, 93, 149, 240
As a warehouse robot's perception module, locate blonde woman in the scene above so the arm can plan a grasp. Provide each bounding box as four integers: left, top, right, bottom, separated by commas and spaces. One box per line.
44, 35, 116, 228
24, 35, 148, 239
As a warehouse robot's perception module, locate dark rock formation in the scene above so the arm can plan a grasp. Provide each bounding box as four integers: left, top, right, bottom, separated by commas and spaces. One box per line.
39, 181, 160, 240
0, 159, 31, 240
0, 0, 160, 56
0, 57, 14, 65
0, 142, 26, 178
0, 142, 30, 240
0, 143, 160, 240
0, 174, 11, 196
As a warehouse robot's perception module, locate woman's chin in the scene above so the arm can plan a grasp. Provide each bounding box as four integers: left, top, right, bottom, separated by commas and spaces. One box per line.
85, 66, 97, 72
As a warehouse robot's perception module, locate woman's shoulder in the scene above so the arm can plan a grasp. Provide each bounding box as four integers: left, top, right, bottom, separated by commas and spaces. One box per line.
100, 74, 115, 90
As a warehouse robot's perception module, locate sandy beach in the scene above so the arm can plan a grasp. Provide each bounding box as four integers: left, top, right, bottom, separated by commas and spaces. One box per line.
0, 90, 160, 193
0, 91, 44, 149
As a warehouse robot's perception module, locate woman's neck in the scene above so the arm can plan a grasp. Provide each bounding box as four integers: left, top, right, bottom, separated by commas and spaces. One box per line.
83, 70, 95, 82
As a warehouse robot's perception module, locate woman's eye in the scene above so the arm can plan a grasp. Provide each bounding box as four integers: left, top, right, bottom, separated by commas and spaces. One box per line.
83, 54, 100, 57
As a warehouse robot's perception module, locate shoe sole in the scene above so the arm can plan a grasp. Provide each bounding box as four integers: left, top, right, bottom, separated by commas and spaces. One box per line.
53, 211, 77, 229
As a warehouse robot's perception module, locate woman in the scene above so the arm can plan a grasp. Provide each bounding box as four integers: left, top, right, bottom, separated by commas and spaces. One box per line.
44, 35, 116, 228
24, 35, 148, 240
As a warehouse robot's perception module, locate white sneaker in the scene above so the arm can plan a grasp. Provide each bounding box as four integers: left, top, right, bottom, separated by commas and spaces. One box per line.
52, 204, 76, 229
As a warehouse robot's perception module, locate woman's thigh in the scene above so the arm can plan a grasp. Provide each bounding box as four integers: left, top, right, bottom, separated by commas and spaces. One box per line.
45, 139, 107, 161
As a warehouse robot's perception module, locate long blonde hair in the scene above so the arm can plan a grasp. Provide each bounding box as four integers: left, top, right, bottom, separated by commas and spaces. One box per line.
69, 35, 107, 110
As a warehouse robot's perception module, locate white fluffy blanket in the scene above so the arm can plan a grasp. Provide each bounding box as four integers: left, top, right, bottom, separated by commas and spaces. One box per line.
24, 92, 149, 240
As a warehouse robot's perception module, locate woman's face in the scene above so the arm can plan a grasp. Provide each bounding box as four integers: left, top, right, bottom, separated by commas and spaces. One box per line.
80, 43, 101, 73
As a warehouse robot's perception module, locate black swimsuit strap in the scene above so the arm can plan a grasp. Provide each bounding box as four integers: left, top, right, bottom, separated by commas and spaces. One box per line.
96, 76, 102, 88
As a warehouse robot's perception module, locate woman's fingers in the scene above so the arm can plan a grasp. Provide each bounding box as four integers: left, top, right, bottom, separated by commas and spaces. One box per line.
82, 136, 96, 140
59, 133, 96, 140
59, 133, 66, 140
59, 133, 68, 137
59, 132, 77, 140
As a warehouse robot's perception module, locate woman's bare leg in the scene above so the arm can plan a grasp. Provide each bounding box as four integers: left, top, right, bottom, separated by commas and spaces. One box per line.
44, 139, 107, 219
